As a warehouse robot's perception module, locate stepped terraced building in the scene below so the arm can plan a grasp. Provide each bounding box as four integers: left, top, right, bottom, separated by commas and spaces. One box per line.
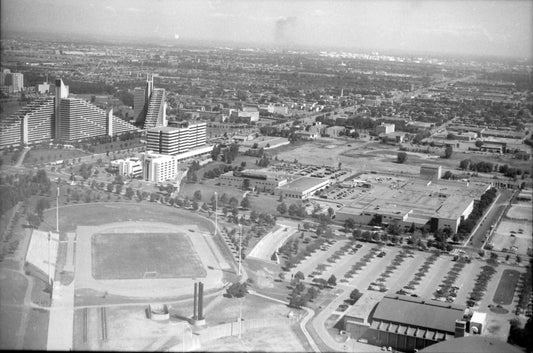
0, 79, 138, 148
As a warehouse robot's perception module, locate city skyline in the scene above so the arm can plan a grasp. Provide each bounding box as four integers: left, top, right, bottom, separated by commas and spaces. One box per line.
1, 0, 532, 59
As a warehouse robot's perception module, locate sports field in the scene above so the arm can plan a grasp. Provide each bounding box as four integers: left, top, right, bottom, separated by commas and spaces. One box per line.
91, 232, 206, 280
492, 269, 520, 305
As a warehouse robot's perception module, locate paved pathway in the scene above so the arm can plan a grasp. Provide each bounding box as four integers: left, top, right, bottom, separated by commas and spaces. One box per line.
47, 281, 74, 350
249, 290, 320, 353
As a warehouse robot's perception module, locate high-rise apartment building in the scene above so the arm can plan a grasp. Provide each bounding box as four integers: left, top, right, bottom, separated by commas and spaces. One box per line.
10, 73, 24, 92
133, 75, 166, 129
0, 78, 138, 148
146, 122, 207, 155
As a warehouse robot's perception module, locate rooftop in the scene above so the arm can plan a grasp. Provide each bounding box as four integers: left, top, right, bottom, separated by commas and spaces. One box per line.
278, 176, 330, 192
371, 294, 466, 333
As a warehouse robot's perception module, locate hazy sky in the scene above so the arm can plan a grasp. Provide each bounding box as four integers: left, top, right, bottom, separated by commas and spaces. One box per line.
2, 0, 532, 58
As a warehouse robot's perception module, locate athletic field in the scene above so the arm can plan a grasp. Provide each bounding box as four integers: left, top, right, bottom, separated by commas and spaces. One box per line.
91, 232, 206, 280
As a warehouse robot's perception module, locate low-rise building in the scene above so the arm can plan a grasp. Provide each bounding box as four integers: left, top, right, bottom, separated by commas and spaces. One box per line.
376, 123, 395, 135
219, 170, 287, 192
277, 177, 331, 200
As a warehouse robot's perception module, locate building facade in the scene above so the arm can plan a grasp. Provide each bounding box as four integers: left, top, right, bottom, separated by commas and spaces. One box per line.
141, 152, 179, 182
147, 123, 207, 155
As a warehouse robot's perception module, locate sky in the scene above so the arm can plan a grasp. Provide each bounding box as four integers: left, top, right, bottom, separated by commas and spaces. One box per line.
1, 0, 532, 58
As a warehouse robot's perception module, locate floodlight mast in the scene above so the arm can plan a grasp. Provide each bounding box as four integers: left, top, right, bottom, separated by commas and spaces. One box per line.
238, 224, 242, 276
56, 186, 59, 232
214, 192, 217, 236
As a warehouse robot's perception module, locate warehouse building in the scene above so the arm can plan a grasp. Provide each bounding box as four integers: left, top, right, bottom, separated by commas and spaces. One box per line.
278, 177, 331, 200
219, 170, 288, 192
344, 294, 469, 352
336, 176, 488, 233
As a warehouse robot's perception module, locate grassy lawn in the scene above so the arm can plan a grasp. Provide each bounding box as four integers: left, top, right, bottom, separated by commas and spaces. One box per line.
22, 308, 49, 350
0, 306, 23, 349
492, 269, 521, 305
0, 270, 28, 305
23, 147, 89, 165
91, 232, 206, 280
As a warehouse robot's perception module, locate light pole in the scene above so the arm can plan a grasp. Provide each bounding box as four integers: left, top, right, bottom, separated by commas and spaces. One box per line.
238, 296, 243, 339
214, 191, 217, 236
238, 224, 243, 276
56, 186, 59, 233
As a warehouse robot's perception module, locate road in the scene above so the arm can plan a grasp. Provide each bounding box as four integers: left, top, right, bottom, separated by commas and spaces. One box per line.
465, 189, 515, 249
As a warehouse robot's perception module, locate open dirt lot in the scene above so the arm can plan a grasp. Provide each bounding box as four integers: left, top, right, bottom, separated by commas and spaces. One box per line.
196, 325, 308, 352
491, 219, 532, 255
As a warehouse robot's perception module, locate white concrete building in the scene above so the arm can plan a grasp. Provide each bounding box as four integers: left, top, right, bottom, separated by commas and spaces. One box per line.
141, 152, 179, 182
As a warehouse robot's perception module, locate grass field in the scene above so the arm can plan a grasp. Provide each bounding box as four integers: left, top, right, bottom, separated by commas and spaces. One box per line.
91, 232, 206, 280
492, 269, 520, 305
23, 147, 89, 165
22, 308, 49, 350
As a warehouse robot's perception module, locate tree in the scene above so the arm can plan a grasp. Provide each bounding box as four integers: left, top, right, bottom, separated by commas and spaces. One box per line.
242, 178, 250, 190
444, 145, 453, 159
277, 202, 288, 215
35, 198, 51, 219
397, 151, 407, 164
475, 140, 483, 148
226, 282, 248, 298
240, 197, 251, 209
294, 271, 305, 281
115, 183, 123, 195
193, 190, 202, 201
327, 274, 337, 287
349, 288, 361, 303
327, 207, 335, 218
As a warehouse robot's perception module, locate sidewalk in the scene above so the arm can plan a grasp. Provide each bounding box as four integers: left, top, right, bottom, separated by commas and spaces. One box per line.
46, 281, 74, 350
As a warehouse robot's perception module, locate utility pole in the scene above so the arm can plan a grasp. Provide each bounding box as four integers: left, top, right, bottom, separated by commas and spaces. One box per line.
56, 186, 59, 233
214, 191, 217, 236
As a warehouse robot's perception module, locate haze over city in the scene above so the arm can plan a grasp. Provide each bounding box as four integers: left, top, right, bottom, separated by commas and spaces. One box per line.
2, 0, 533, 59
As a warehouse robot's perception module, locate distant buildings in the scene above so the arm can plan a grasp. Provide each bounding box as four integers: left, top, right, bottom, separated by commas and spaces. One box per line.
1, 70, 24, 93
376, 123, 395, 135
133, 75, 167, 129
0, 79, 139, 148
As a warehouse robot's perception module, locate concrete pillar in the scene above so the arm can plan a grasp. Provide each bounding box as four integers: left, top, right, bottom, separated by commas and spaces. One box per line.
198, 282, 204, 320
193, 282, 198, 320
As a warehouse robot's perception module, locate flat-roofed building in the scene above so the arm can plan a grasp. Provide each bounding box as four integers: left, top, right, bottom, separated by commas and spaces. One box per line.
360, 294, 468, 352
336, 177, 489, 233
278, 177, 331, 200
376, 123, 395, 135
141, 151, 179, 182
219, 169, 288, 192
147, 122, 207, 155
115, 158, 143, 178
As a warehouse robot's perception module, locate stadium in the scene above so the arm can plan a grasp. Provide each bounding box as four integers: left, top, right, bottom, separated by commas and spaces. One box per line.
74, 220, 227, 298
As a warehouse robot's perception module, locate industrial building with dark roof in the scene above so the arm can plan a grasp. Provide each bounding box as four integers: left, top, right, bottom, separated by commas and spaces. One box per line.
344, 294, 469, 352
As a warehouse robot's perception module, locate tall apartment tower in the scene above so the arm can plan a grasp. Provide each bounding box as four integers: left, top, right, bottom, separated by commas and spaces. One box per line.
54, 79, 70, 140
133, 74, 165, 129
10, 73, 24, 92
